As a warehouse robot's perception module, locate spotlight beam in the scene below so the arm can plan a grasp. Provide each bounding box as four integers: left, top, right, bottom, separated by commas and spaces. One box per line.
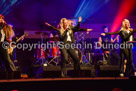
75, 0, 86, 17
74, 0, 110, 22
0, 0, 23, 15
111, 0, 135, 32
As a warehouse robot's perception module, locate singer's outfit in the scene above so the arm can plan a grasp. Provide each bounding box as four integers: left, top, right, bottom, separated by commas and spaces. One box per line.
49, 22, 87, 77
105, 30, 136, 76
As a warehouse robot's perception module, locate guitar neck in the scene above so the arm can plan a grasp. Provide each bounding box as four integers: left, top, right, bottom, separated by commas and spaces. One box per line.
16, 35, 25, 43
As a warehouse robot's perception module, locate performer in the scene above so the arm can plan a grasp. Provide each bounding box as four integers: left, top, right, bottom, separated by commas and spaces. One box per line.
0, 14, 16, 79
99, 26, 120, 65
8, 24, 25, 65
102, 19, 136, 77
7, 24, 16, 61
45, 17, 92, 77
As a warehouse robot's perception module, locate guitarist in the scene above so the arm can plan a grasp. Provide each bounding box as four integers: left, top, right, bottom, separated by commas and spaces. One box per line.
0, 14, 16, 79
8, 25, 26, 62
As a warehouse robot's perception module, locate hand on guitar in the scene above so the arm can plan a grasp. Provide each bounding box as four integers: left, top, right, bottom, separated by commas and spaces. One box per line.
8, 44, 16, 54
8, 47, 14, 55
8, 33, 28, 54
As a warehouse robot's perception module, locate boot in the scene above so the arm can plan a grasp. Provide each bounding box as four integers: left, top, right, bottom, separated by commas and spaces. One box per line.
61, 70, 65, 78
61, 68, 67, 78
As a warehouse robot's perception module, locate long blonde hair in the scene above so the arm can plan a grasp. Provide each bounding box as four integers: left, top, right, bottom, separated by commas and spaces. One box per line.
3, 24, 15, 42
59, 18, 72, 35
120, 19, 131, 31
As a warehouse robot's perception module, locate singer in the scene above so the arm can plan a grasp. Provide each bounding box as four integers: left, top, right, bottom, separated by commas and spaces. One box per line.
45, 17, 92, 77
102, 19, 136, 77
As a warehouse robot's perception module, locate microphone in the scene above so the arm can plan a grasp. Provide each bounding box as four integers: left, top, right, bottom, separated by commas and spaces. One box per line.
129, 26, 133, 32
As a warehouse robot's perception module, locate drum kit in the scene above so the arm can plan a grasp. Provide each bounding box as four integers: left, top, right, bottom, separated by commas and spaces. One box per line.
34, 31, 91, 66
34, 31, 60, 66
74, 32, 90, 64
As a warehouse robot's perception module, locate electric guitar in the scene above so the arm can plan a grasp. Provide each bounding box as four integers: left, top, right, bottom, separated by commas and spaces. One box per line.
8, 33, 28, 54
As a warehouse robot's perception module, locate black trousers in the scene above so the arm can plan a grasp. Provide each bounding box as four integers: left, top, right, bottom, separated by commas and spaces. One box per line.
120, 48, 136, 74
60, 43, 80, 71
0, 43, 16, 72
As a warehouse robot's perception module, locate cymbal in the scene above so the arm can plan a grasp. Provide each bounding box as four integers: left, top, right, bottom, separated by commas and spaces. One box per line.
47, 37, 60, 41
35, 31, 49, 35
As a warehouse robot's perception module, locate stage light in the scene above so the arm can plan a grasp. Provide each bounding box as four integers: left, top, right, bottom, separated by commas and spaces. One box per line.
12, 90, 18, 91
0, 0, 23, 16
74, 0, 86, 18
74, 0, 110, 22
110, 0, 135, 32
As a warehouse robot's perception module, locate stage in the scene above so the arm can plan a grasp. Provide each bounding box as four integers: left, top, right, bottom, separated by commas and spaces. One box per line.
1, 0, 136, 91
0, 77, 135, 91
0, 64, 135, 91
0, 77, 129, 83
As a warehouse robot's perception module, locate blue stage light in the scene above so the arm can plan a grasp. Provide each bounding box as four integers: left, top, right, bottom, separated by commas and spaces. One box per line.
75, 0, 86, 18
74, 0, 110, 22
0, 0, 23, 16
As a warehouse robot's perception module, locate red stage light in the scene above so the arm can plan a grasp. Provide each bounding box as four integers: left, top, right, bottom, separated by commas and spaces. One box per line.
12, 90, 18, 91
111, 0, 135, 33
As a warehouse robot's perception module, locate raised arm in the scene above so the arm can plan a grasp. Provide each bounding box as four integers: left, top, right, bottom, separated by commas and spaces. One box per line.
71, 17, 82, 32
71, 16, 92, 32
72, 22, 81, 32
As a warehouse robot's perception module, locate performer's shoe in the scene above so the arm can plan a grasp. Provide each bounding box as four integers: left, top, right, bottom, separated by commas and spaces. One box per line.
120, 73, 124, 77
61, 70, 68, 78
61, 71, 65, 78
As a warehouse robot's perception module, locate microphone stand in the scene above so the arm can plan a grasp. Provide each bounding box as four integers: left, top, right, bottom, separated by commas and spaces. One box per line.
81, 35, 89, 65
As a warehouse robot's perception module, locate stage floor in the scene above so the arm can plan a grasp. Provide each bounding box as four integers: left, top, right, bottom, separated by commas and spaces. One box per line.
0, 65, 135, 91
0, 77, 129, 83
0, 77, 135, 91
